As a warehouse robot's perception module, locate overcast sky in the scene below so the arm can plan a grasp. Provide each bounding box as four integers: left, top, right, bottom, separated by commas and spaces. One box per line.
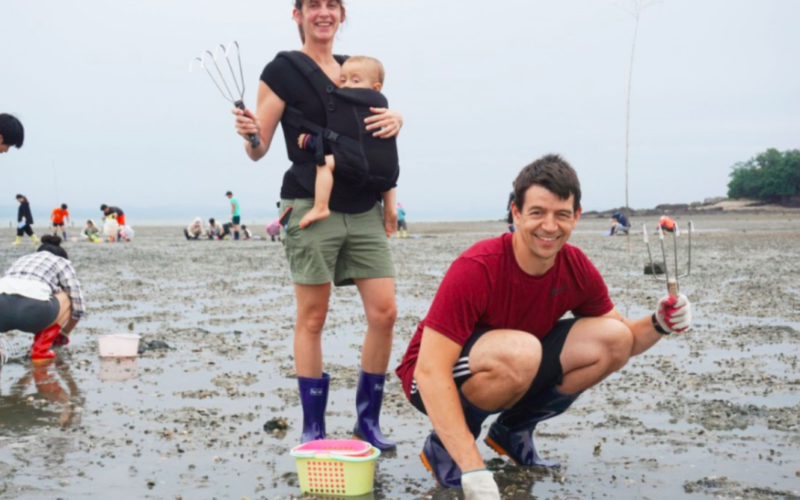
2, 0, 798, 223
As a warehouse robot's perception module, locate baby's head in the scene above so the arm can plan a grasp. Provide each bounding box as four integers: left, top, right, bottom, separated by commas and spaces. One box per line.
340, 56, 384, 91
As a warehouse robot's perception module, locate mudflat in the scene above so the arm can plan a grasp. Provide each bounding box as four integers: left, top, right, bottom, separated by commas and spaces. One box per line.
1, 214, 799, 499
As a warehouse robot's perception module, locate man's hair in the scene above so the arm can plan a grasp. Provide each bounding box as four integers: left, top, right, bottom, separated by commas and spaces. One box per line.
209, 218, 215, 224
344, 56, 385, 85
16, 194, 25, 201
513, 154, 581, 212
61, 203, 68, 210
0, 114, 24, 148
225, 191, 232, 196
100, 204, 108, 211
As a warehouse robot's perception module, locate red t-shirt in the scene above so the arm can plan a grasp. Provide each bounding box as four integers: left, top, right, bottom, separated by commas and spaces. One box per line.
52, 208, 69, 224
395, 233, 614, 398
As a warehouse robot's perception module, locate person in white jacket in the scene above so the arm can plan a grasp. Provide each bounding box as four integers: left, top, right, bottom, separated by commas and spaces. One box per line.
184, 217, 205, 240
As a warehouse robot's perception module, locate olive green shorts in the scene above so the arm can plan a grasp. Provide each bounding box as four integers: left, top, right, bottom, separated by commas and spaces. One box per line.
280, 199, 395, 286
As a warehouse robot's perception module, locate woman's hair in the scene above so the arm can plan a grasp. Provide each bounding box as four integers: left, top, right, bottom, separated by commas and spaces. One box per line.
16, 194, 27, 201
38, 235, 69, 260
294, 0, 345, 44
0, 114, 24, 149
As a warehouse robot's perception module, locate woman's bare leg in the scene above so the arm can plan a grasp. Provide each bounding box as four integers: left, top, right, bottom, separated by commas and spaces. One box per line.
354, 277, 397, 373
293, 283, 332, 378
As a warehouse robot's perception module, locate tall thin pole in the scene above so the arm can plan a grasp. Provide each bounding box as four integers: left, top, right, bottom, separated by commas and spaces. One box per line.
623, 0, 656, 252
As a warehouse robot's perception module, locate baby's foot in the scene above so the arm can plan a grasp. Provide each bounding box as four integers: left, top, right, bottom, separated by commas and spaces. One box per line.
299, 206, 331, 229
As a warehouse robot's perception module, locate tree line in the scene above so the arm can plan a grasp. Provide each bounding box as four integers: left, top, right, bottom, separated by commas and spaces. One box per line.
728, 148, 800, 204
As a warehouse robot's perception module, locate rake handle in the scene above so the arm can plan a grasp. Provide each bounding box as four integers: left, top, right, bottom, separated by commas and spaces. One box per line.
667, 279, 678, 298
235, 101, 261, 149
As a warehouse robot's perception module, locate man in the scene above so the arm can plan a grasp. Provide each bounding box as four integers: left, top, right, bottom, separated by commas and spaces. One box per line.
0, 114, 24, 154
396, 155, 692, 499
659, 215, 676, 233
207, 218, 230, 240
100, 204, 125, 227
609, 210, 630, 236
51, 203, 70, 239
226, 191, 241, 240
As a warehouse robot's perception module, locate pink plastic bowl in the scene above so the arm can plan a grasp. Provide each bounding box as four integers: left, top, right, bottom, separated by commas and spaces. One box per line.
291, 439, 372, 458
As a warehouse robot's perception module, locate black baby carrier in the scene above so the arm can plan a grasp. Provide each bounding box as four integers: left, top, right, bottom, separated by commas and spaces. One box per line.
278, 51, 400, 193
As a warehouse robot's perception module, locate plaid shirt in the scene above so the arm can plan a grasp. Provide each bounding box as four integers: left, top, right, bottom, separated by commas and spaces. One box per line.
3, 252, 85, 320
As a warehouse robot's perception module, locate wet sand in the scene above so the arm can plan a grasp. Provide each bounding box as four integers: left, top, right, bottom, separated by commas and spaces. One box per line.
1, 214, 799, 499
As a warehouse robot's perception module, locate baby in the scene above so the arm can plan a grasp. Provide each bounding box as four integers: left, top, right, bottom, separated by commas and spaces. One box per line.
297, 56, 395, 229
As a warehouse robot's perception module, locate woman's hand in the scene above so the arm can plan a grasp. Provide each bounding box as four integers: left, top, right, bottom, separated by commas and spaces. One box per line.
232, 107, 262, 143
365, 108, 403, 139
383, 206, 398, 238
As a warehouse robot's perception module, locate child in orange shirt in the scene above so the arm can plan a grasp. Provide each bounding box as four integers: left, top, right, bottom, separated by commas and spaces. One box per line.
51, 204, 70, 240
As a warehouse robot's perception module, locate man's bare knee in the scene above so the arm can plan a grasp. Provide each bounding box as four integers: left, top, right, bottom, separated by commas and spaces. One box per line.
602, 320, 634, 372
472, 331, 542, 399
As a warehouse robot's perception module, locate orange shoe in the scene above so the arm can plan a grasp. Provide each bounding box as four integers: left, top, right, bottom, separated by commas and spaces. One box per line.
31, 325, 61, 362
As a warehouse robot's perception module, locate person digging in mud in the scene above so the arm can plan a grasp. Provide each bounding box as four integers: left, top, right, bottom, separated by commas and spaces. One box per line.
659, 215, 676, 233
0, 235, 85, 362
185, 217, 205, 240
396, 154, 693, 499
232, 0, 402, 452
609, 210, 630, 236
82, 220, 101, 243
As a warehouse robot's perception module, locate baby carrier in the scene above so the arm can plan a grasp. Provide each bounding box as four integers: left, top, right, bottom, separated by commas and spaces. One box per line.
278, 51, 400, 193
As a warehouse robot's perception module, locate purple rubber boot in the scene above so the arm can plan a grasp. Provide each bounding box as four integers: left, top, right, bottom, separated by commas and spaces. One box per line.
420, 393, 495, 488
353, 370, 396, 451
297, 372, 330, 443
485, 386, 581, 467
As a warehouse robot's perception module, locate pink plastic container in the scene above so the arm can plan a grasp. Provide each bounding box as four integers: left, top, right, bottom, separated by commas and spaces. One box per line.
291, 439, 372, 458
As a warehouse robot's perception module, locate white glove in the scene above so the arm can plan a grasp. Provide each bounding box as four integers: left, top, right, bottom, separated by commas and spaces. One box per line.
656, 294, 692, 333
461, 469, 501, 500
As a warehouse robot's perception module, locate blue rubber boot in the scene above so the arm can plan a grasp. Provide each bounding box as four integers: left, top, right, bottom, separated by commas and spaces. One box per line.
353, 370, 396, 452
420, 393, 495, 488
484, 386, 581, 467
297, 372, 330, 443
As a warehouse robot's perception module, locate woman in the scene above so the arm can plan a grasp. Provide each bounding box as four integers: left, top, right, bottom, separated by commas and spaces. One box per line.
0, 236, 85, 362
13, 194, 39, 246
82, 220, 101, 243
233, 0, 401, 451
185, 217, 205, 240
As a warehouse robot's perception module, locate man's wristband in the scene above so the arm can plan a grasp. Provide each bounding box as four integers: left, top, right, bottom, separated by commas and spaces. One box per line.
652, 313, 671, 335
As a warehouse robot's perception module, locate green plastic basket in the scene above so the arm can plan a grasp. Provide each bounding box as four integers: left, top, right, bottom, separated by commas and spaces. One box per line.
290, 444, 381, 496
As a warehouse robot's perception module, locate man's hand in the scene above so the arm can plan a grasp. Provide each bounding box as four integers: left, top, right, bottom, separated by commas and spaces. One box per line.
461, 470, 501, 500
656, 294, 692, 333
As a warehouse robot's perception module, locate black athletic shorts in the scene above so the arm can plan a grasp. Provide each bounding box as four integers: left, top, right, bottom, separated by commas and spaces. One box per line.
409, 318, 578, 414
232, 216, 241, 225
52, 222, 65, 228
0, 294, 60, 333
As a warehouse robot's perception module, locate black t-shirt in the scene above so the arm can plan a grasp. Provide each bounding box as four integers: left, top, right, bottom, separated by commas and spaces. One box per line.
261, 52, 380, 214
18, 201, 33, 224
